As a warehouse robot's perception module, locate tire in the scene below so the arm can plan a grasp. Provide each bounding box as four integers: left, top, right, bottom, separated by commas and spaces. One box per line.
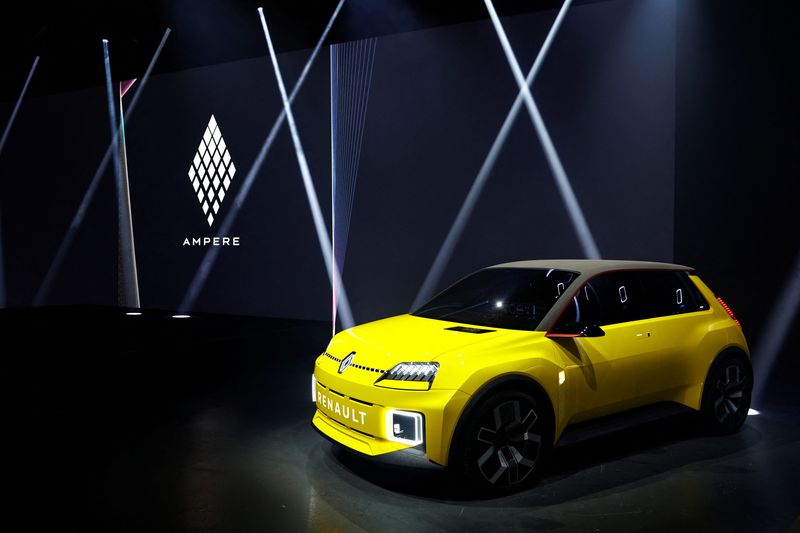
700, 352, 753, 435
453, 389, 553, 495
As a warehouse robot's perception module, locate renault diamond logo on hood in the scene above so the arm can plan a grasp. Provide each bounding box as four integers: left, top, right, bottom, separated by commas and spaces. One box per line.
338, 352, 355, 374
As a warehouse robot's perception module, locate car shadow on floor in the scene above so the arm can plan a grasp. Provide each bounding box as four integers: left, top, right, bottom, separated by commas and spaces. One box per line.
323, 412, 763, 503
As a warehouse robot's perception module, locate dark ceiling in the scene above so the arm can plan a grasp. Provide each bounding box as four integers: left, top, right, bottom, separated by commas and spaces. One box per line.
0, 0, 608, 101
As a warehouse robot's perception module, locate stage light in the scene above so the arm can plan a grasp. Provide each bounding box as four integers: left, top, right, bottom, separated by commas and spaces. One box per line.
412, 0, 573, 309
330, 37, 377, 334
748, 409, 760, 416
0, 56, 39, 159
256, 5, 355, 330
126, 311, 142, 316
179, 1, 345, 317
0, 55, 39, 308
752, 249, 800, 404
103, 39, 141, 309
34, 29, 171, 306
484, 0, 600, 262
172, 314, 191, 319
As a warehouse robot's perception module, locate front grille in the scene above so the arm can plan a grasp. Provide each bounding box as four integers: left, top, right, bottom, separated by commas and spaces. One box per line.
324, 351, 386, 374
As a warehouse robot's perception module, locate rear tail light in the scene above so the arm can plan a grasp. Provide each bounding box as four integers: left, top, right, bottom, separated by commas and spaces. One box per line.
716, 297, 742, 328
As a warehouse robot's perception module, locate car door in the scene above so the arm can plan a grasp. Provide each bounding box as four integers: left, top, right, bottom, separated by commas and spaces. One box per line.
632, 270, 713, 400
550, 271, 654, 422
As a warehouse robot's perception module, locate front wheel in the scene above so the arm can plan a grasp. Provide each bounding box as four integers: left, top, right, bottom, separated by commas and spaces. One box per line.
700, 353, 753, 435
454, 389, 552, 494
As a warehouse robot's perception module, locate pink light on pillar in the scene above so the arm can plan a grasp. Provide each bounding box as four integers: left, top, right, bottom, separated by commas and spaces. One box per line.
120, 79, 138, 98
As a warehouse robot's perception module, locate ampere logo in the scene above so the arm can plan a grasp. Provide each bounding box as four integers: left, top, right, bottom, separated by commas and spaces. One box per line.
183, 114, 242, 246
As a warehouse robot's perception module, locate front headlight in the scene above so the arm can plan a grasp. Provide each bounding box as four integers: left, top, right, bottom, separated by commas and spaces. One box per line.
377, 362, 440, 383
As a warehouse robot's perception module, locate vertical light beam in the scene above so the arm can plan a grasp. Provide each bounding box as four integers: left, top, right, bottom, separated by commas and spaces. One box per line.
412, 1, 573, 309
117, 81, 141, 307
484, 0, 601, 260
257, 7, 355, 329
752, 249, 800, 404
0, 55, 39, 308
34, 29, 170, 306
103, 39, 140, 307
179, 0, 345, 315
330, 45, 338, 336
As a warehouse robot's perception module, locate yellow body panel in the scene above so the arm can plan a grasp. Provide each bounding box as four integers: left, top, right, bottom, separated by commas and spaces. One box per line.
312, 274, 749, 467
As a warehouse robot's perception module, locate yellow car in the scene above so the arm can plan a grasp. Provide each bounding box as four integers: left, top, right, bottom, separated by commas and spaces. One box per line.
311, 260, 752, 492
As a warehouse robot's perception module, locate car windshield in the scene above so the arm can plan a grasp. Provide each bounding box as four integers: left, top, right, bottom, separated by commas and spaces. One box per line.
413, 268, 579, 331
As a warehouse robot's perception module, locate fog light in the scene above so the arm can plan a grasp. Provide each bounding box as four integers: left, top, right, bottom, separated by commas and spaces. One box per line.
385, 409, 424, 446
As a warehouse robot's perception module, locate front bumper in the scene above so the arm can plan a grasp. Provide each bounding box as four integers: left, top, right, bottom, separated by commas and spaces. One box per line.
312, 355, 469, 466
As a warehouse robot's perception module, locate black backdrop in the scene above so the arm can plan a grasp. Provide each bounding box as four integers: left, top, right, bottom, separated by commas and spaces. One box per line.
675, 0, 800, 402
0, 0, 676, 323
1, 0, 797, 404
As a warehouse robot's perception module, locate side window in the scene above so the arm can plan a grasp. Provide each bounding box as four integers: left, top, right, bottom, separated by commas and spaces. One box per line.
637, 271, 709, 318
556, 272, 644, 328
597, 272, 645, 325
637, 271, 685, 319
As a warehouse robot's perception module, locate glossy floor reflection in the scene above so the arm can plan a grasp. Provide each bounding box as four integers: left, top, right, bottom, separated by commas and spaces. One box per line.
3, 306, 799, 532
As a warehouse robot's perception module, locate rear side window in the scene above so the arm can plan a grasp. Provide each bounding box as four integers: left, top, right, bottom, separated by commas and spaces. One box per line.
636, 271, 709, 319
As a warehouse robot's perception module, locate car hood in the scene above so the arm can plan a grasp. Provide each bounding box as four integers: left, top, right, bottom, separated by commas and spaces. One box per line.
326, 314, 523, 371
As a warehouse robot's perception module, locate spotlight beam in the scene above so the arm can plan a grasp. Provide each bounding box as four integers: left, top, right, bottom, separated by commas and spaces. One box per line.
102, 40, 123, 217
331, 46, 338, 335
752, 249, 800, 404
0, 55, 39, 158
104, 39, 140, 308
0, 55, 39, 308
179, 0, 345, 315
412, 1, 572, 310
485, 0, 600, 259
33, 29, 171, 306
257, 6, 355, 328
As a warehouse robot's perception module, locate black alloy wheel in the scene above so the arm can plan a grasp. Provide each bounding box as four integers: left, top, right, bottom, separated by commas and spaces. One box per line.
701, 354, 752, 434
459, 390, 552, 493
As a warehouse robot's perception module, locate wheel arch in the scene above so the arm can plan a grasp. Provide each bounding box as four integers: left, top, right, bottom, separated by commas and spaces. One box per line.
708, 345, 752, 375
700, 345, 753, 403
446, 373, 556, 468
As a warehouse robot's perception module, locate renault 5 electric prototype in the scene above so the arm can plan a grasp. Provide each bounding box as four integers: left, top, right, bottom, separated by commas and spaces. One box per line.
311, 260, 752, 492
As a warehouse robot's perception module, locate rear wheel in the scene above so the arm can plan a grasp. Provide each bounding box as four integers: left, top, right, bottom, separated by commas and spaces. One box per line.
701, 353, 752, 434
455, 389, 552, 494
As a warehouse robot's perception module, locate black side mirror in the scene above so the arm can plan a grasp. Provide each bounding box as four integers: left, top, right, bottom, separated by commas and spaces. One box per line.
546, 323, 605, 338
578, 324, 605, 337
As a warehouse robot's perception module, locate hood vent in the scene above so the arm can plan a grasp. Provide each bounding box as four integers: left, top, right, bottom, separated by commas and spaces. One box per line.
445, 326, 496, 334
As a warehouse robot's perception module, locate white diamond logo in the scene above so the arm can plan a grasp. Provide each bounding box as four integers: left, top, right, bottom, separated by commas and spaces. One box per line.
188, 114, 236, 226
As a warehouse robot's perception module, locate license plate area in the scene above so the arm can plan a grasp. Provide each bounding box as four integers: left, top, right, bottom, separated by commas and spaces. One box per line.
315, 381, 382, 437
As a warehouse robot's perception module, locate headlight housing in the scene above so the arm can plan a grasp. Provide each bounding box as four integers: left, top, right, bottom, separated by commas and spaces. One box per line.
376, 362, 439, 389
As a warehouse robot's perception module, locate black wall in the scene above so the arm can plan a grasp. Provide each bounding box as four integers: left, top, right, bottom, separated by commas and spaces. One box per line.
675, 0, 800, 404
0, 0, 676, 324
1, 0, 796, 405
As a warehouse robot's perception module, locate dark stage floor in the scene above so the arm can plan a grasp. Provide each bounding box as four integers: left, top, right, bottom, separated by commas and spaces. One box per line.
3, 306, 799, 532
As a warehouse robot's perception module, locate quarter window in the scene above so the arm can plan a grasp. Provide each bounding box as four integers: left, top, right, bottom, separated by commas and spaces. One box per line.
636, 271, 708, 319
